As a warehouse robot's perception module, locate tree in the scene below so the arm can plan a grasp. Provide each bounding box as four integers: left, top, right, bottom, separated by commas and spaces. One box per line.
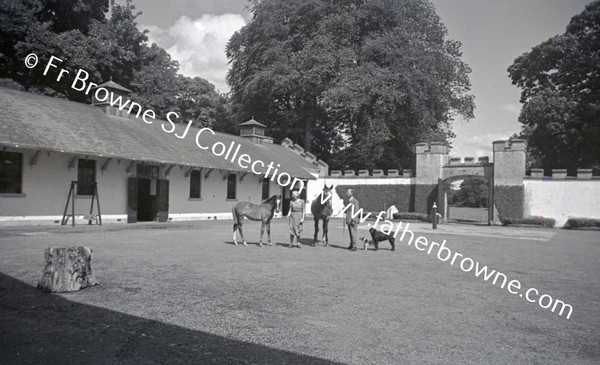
0, 0, 229, 128
227, 0, 474, 170
508, 1, 600, 174
454, 178, 488, 208
37, 0, 109, 34
0, 0, 143, 100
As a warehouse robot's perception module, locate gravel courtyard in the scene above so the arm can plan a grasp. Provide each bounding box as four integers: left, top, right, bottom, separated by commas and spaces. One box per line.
0, 219, 598, 364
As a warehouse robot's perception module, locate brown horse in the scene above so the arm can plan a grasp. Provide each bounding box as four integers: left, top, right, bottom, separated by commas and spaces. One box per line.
232, 195, 281, 246
311, 184, 334, 246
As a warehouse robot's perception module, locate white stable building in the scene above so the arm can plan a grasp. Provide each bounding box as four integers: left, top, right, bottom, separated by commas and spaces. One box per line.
0, 83, 328, 225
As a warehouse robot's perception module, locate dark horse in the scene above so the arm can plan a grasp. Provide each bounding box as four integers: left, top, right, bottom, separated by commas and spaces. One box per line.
232, 195, 281, 246
311, 184, 334, 246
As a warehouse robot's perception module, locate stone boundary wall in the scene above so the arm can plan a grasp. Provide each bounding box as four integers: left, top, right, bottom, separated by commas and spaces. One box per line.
328, 169, 414, 178
298, 140, 600, 226
523, 170, 600, 227
525, 168, 597, 180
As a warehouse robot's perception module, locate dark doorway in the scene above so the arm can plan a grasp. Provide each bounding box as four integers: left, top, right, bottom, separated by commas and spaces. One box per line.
280, 179, 307, 215
156, 179, 169, 222
281, 186, 291, 216
299, 180, 308, 200
137, 178, 156, 222
127, 173, 169, 223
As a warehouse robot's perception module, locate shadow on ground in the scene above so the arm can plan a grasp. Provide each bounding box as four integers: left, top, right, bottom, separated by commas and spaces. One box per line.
0, 273, 341, 364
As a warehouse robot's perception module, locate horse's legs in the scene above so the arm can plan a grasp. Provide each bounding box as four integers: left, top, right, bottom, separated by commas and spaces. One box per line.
238, 220, 247, 246
313, 217, 319, 242
267, 220, 272, 246
323, 217, 329, 246
259, 221, 265, 247
233, 222, 238, 245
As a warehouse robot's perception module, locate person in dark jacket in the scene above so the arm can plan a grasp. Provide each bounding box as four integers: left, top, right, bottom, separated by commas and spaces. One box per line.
345, 189, 359, 251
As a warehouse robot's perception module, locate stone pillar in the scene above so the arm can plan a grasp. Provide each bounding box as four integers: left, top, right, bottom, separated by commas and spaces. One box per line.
415, 142, 449, 214
492, 139, 527, 221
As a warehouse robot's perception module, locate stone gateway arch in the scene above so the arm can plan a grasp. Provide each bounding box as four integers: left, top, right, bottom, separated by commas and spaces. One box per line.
416, 140, 527, 225
308, 139, 536, 226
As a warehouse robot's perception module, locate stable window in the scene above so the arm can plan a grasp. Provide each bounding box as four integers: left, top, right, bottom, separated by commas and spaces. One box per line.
0, 151, 23, 194
227, 173, 236, 200
190, 170, 202, 199
262, 178, 270, 200
77, 159, 96, 195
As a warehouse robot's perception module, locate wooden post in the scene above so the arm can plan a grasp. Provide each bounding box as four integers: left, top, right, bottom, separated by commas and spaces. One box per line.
95, 182, 102, 225
432, 202, 438, 229
89, 184, 95, 225
71, 181, 75, 226
61, 182, 74, 225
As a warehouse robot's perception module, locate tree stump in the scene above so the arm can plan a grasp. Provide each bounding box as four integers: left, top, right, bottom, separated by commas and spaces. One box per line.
38, 246, 98, 293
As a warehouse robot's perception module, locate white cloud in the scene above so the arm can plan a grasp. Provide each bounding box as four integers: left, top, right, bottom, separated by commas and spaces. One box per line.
144, 14, 246, 92
501, 103, 521, 115
450, 133, 509, 160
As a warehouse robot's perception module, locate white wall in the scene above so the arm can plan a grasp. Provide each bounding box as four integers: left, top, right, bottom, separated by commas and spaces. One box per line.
0, 148, 282, 225
307, 177, 413, 218
523, 179, 600, 227
0, 149, 128, 225
168, 167, 280, 221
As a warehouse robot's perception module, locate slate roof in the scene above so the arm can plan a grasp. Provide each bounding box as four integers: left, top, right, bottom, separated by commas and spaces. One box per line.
96, 80, 132, 93
0, 87, 318, 180
238, 119, 266, 127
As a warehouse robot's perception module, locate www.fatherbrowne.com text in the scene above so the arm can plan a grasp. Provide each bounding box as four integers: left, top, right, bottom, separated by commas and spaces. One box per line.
320, 193, 574, 319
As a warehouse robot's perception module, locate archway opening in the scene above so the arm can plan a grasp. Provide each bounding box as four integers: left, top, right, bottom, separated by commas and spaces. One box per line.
440, 175, 493, 225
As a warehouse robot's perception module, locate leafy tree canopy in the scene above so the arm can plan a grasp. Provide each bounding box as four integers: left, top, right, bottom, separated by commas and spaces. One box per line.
508, 0, 600, 173
450, 177, 488, 208
0, 0, 228, 129
227, 0, 474, 170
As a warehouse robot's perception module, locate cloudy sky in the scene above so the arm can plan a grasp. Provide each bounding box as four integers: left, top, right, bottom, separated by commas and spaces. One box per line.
129, 0, 591, 158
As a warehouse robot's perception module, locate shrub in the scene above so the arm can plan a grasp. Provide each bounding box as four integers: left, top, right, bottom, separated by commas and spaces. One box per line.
563, 218, 600, 229
502, 216, 555, 228
393, 212, 430, 222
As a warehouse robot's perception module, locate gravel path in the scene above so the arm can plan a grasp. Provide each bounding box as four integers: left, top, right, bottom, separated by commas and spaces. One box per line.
0, 219, 598, 364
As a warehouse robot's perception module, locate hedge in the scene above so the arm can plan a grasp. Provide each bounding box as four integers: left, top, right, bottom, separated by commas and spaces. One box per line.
334, 185, 413, 213
392, 212, 430, 222
494, 185, 524, 221
563, 218, 600, 229
502, 216, 555, 228
414, 184, 437, 214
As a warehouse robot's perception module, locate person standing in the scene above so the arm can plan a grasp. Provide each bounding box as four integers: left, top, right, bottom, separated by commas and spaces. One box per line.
287, 190, 305, 248
345, 189, 359, 251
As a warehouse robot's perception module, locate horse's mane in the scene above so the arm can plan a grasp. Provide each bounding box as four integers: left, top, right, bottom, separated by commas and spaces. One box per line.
262, 195, 279, 204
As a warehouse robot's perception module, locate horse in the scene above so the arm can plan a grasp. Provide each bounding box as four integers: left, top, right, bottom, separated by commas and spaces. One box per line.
232, 195, 281, 247
311, 184, 334, 246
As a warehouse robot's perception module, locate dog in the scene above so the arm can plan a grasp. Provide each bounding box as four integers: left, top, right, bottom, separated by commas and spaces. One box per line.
360, 227, 395, 251
359, 236, 373, 251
